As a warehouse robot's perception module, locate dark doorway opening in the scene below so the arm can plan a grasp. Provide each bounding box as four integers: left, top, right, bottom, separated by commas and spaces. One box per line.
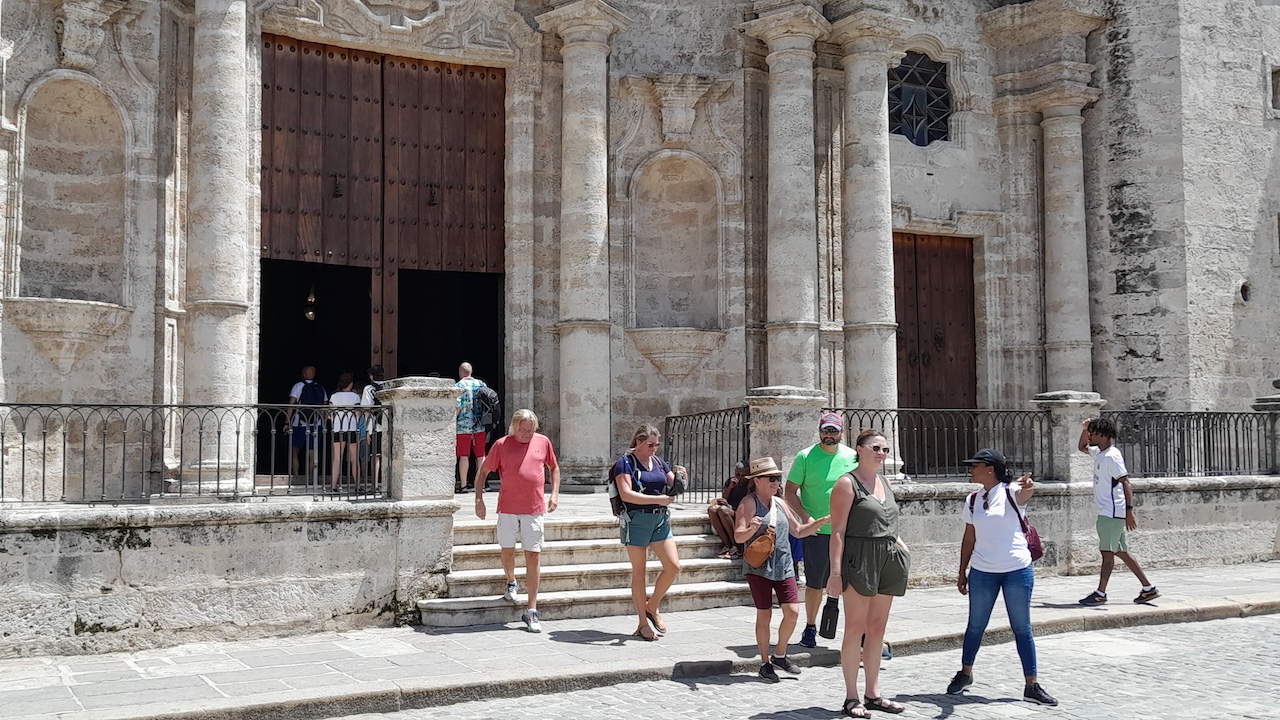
398, 268, 505, 489
257, 259, 372, 474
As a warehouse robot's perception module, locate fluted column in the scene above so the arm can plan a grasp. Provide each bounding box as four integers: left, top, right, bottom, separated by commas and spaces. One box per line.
538, 0, 631, 483
177, 0, 252, 492
831, 10, 909, 410
744, 5, 829, 389
1039, 90, 1098, 391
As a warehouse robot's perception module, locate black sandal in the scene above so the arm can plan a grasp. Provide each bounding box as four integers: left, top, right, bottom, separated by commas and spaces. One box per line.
863, 696, 904, 714
645, 611, 667, 634
632, 627, 657, 641
842, 699, 870, 718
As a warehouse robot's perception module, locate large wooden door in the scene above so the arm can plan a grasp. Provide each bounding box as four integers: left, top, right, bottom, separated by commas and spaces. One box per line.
260, 35, 504, 377
894, 233, 977, 475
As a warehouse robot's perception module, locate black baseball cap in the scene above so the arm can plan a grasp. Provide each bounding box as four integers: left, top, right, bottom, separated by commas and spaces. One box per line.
961, 448, 1007, 481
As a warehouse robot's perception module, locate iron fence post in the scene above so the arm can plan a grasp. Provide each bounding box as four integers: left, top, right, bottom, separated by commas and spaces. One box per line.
1252, 383, 1280, 474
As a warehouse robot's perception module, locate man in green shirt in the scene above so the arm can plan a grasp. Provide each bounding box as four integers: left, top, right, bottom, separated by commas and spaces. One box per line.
785, 412, 857, 648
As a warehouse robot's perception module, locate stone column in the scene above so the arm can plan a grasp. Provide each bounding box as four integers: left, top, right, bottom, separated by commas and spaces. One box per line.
1030, 390, 1105, 484
378, 377, 462, 500
830, 10, 909, 410
537, 0, 631, 483
745, 386, 829, 476
1039, 89, 1100, 391
178, 0, 252, 493
744, 5, 829, 389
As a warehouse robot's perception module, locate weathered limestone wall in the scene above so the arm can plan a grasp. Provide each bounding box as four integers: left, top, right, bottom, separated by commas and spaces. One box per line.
0, 500, 455, 658
1177, 0, 1280, 408
898, 475, 1280, 585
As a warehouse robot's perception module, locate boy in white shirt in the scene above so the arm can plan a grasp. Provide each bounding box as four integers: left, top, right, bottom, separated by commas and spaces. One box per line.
1077, 417, 1160, 605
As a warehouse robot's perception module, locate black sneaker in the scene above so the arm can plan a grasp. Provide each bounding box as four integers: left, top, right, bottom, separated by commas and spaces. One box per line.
1023, 683, 1058, 706
799, 625, 818, 648
759, 662, 780, 683
769, 655, 800, 675
945, 671, 973, 696
1078, 590, 1108, 606
1134, 587, 1160, 604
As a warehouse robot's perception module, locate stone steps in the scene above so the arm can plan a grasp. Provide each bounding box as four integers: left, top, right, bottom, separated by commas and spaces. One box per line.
443, 557, 743, 597
418, 581, 752, 627
449, 533, 726, 571
452, 513, 709, 544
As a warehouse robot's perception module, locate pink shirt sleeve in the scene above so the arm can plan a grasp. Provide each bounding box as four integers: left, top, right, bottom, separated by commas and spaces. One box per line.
540, 435, 558, 469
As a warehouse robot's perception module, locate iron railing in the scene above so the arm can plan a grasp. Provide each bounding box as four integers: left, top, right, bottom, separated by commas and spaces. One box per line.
1100, 411, 1277, 478
830, 408, 1054, 481
0, 404, 390, 504
663, 406, 751, 504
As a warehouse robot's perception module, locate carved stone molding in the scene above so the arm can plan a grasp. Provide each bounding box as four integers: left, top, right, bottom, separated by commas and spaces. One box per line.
626, 328, 726, 380
4, 298, 130, 375
829, 8, 911, 59
743, 5, 831, 47
905, 0, 941, 20
646, 74, 716, 146
54, 0, 137, 70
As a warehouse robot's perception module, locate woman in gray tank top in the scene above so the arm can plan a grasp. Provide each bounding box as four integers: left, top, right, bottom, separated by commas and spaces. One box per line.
733, 457, 828, 683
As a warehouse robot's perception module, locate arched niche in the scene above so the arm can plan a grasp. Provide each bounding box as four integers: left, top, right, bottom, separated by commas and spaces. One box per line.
629, 151, 723, 330
18, 77, 127, 304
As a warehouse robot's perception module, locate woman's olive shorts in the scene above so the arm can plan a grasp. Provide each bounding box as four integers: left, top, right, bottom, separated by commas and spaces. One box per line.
841, 536, 910, 597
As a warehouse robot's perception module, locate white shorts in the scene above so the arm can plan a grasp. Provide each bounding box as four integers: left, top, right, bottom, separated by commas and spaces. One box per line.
496, 513, 545, 552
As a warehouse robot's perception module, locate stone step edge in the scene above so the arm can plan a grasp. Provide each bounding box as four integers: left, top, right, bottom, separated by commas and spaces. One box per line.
446, 557, 739, 583
452, 533, 722, 556
419, 580, 751, 611
35, 596, 1280, 720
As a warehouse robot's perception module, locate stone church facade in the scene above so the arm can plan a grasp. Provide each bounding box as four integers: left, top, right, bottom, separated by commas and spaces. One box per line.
1, 0, 1278, 482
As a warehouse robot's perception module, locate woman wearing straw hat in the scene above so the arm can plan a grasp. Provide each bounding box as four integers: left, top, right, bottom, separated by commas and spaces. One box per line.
734, 457, 828, 683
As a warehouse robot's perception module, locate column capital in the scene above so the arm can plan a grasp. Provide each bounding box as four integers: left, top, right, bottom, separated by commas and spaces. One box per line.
536, 0, 632, 47
829, 9, 911, 61
992, 63, 1101, 116
743, 5, 831, 49
979, 0, 1107, 44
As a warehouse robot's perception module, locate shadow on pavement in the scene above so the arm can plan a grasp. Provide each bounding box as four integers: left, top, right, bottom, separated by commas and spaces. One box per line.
748, 705, 843, 719
890, 692, 1021, 719
1036, 601, 1090, 609
545, 628, 645, 645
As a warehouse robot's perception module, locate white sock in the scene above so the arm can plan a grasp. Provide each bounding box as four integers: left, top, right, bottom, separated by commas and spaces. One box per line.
1096, 590, 1106, 596
1142, 585, 1155, 592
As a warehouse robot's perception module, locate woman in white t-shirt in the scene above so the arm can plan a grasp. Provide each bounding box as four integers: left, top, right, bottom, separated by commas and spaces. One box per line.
945, 449, 1057, 707
328, 373, 362, 492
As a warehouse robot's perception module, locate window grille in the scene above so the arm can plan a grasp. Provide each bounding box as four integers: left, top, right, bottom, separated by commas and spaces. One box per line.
888, 51, 952, 147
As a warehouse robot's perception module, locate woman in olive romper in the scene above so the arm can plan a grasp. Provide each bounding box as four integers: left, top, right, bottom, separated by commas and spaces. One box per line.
826, 430, 911, 717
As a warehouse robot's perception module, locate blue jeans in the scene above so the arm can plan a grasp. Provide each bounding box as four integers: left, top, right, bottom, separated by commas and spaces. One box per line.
962, 566, 1036, 677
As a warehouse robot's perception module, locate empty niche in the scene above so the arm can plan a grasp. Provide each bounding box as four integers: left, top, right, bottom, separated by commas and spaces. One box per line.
631, 153, 721, 329
20, 78, 126, 304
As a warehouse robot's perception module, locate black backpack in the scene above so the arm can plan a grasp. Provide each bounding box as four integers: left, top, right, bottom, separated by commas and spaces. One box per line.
476, 385, 501, 430
297, 381, 328, 422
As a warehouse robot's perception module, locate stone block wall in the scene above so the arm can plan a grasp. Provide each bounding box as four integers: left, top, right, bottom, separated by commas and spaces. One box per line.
896, 475, 1280, 585
0, 500, 455, 658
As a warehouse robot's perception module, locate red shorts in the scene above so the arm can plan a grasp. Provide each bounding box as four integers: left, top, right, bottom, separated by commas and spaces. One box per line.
746, 574, 799, 610
455, 431, 487, 457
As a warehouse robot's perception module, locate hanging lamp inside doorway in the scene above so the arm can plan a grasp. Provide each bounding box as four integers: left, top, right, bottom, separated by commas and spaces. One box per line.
303, 284, 316, 321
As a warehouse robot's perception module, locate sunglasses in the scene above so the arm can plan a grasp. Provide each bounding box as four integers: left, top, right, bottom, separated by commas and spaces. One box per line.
764, 476, 783, 483
819, 428, 842, 434
864, 444, 890, 453
644, 442, 660, 448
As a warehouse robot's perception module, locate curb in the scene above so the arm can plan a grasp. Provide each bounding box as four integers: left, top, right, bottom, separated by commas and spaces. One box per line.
30, 596, 1280, 720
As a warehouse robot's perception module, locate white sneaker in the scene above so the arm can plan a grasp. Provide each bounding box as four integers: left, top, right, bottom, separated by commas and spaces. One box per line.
503, 583, 518, 603
522, 609, 541, 633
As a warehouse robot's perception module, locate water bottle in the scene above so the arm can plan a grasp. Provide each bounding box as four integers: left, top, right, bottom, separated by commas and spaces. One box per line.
819, 595, 840, 639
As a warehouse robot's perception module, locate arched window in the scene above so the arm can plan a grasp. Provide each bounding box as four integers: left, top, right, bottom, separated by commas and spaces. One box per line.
888, 51, 952, 147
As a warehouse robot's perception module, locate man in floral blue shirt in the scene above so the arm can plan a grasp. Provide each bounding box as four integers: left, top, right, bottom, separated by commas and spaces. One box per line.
454, 362, 488, 493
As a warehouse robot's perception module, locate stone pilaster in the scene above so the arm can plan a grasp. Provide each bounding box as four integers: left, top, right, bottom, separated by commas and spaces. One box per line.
745, 386, 829, 476
982, 0, 1107, 393
179, 0, 252, 492
1030, 390, 1105, 484
537, 0, 631, 483
379, 377, 463, 501
830, 10, 909, 411
744, 5, 830, 390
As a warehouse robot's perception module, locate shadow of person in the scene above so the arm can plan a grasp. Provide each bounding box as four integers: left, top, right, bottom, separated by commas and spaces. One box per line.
746, 706, 845, 719
888, 692, 1022, 719
1036, 601, 1101, 609
545, 628, 645, 646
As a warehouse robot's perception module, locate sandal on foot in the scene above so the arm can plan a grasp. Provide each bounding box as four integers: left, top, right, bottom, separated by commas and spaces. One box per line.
645, 611, 667, 634
842, 699, 870, 718
632, 627, 657, 641
863, 696, 904, 714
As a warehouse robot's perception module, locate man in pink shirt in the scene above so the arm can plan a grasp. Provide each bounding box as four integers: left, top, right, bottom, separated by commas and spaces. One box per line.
475, 408, 560, 632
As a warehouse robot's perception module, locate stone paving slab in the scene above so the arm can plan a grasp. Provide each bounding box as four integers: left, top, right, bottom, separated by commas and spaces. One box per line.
3, 561, 1277, 720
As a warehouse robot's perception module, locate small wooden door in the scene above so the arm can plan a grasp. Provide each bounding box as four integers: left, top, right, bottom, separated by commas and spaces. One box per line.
260, 35, 505, 378
894, 233, 977, 475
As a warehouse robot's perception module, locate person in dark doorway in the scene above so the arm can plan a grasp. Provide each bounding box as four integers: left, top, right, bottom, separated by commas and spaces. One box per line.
1077, 417, 1160, 606
454, 362, 488, 493
708, 462, 750, 558
786, 412, 858, 649
475, 409, 560, 633
329, 373, 361, 492
360, 364, 386, 487
288, 365, 328, 479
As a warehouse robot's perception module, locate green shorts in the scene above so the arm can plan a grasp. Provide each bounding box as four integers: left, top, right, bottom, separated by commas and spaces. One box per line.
840, 536, 910, 597
1096, 516, 1129, 552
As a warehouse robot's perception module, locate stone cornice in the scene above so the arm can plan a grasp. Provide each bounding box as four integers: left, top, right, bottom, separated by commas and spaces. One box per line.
54, 0, 143, 71
829, 8, 911, 59
753, 0, 824, 17
993, 79, 1101, 117
742, 5, 831, 48
536, 0, 631, 44
995, 60, 1095, 95
978, 0, 1107, 44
